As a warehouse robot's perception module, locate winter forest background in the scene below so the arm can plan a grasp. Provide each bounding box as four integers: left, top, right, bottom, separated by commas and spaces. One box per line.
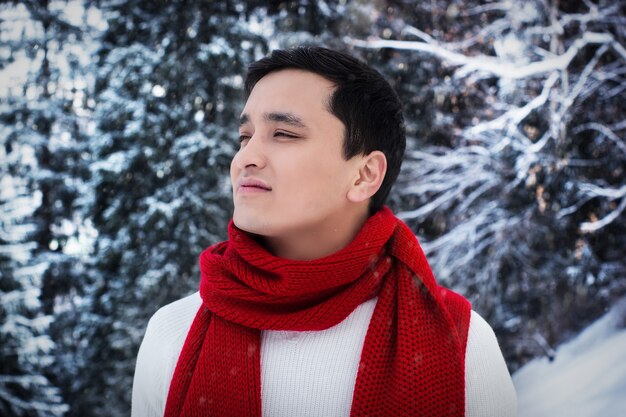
0, 0, 624, 415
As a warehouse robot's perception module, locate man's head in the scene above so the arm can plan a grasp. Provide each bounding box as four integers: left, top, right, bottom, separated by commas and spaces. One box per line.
243, 46, 406, 212
230, 46, 405, 259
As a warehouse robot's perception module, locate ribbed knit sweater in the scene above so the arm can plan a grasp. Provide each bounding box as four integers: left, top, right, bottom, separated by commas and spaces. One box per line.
132, 292, 517, 416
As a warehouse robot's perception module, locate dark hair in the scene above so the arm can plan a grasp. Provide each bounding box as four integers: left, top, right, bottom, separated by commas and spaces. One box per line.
244, 46, 406, 213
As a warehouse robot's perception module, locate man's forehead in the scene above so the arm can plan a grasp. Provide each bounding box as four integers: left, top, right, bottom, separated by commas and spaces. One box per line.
246, 69, 335, 104
240, 70, 338, 128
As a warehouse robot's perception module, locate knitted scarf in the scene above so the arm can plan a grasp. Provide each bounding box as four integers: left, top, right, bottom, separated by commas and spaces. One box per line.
164, 207, 470, 417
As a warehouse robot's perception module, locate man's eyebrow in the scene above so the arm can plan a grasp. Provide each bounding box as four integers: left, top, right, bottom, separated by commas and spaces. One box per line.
239, 112, 307, 128
265, 112, 307, 128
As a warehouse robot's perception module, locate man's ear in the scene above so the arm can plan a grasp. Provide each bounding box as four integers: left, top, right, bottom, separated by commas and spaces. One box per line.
347, 151, 387, 203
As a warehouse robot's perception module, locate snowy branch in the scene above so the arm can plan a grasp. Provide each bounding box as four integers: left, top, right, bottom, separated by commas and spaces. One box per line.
467, 71, 560, 136
579, 184, 626, 233
346, 31, 624, 79
572, 122, 626, 155
396, 147, 497, 222
560, 44, 610, 115
0, 380, 68, 414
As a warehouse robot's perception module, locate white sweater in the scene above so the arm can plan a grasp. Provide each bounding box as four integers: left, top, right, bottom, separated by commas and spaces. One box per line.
132, 292, 517, 417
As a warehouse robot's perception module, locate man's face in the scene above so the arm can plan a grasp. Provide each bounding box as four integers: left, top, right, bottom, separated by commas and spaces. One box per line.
231, 69, 361, 240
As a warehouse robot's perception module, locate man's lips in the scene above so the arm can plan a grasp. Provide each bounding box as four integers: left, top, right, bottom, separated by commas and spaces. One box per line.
237, 177, 272, 192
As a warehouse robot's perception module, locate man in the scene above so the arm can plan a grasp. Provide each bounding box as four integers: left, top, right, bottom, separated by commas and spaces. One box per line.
132, 46, 517, 417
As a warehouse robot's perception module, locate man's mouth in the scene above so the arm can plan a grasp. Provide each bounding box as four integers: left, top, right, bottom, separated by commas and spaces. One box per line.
238, 177, 272, 192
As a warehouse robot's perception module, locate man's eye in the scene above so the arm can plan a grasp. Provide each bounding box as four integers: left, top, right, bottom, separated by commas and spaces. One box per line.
274, 131, 297, 138
239, 134, 251, 142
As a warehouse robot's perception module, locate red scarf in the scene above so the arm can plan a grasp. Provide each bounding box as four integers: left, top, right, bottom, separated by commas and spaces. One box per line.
164, 207, 470, 417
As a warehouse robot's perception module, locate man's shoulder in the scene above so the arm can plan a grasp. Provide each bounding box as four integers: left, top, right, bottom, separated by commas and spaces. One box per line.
146, 291, 202, 340
133, 293, 202, 416
467, 309, 500, 346
465, 309, 518, 415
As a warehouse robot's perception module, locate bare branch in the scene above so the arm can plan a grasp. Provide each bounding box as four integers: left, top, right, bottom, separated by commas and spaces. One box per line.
467, 71, 559, 136
346, 32, 622, 79
572, 122, 626, 156
579, 183, 626, 200
574, 184, 626, 233
402, 19, 510, 51
561, 44, 610, 112
581, 194, 626, 233
465, 2, 512, 16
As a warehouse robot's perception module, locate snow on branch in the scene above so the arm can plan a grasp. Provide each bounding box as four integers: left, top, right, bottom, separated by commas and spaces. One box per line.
560, 44, 611, 114
0, 380, 68, 415
397, 147, 497, 222
418, 203, 519, 287
401, 19, 509, 52
572, 122, 626, 155
346, 32, 623, 79
558, 4, 623, 29
578, 184, 626, 233
467, 71, 560, 136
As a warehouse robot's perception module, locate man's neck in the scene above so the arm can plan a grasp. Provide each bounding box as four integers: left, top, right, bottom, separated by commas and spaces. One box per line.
263, 207, 370, 261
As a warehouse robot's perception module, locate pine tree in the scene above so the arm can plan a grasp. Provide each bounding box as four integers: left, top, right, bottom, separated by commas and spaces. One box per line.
0, 119, 68, 416
0, 0, 95, 414
76, 1, 266, 414
74, 1, 353, 413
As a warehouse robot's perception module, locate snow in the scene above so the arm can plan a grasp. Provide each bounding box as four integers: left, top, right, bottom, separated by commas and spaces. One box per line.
151, 84, 166, 97
246, 8, 275, 39
0, 55, 36, 97
347, 31, 619, 80
0, 242, 37, 263
63, 219, 98, 256
1, 288, 41, 313
513, 297, 626, 417
91, 149, 132, 173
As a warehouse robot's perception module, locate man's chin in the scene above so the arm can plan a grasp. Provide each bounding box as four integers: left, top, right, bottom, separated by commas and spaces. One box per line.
232, 212, 270, 236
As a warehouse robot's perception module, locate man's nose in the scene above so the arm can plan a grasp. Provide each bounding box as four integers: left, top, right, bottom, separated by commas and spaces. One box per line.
233, 134, 266, 170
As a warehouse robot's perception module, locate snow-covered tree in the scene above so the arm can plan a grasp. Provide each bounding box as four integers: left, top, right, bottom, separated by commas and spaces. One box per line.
73, 1, 267, 414
0, 1, 99, 414
0, 127, 67, 416
75, 1, 353, 413
349, 0, 626, 370
5, 0, 621, 414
